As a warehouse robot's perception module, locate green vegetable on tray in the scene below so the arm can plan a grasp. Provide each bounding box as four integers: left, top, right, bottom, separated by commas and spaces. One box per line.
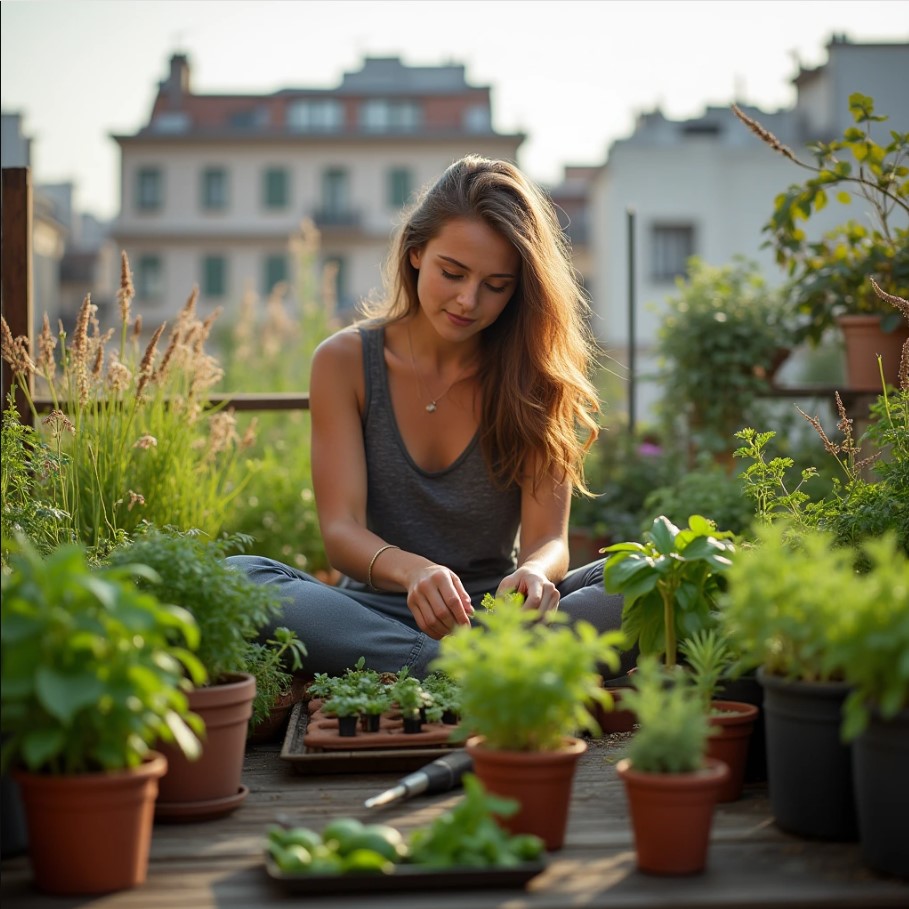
265, 774, 545, 876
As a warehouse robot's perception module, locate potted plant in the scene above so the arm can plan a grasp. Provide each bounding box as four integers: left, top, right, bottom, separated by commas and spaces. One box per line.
615, 655, 729, 875
679, 628, 760, 802
0, 537, 204, 894
602, 514, 737, 670
431, 591, 624, 850
827, 533, 909, 878
654, 256, 796, 463
733, 94, 908, 390
246, 627, 308, 745
735, 279, 909, 560
105, 526, 287, 821
719, 522, 860, 841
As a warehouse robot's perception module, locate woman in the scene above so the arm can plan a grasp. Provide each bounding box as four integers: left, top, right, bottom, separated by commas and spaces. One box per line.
229, 155, 629, 678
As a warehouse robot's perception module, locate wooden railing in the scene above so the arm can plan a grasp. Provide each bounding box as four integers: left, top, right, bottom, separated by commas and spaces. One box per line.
1, 167, 309, 427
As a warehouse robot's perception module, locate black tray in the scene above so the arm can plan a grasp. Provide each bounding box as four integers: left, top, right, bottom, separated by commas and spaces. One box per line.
264, 855, 546, 893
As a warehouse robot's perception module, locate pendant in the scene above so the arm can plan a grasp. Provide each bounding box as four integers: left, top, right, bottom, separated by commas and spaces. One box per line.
426, 402, 437, 413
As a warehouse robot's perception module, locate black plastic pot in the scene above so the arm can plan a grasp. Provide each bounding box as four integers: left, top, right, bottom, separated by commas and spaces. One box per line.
402, 717, 423, 734
852, 707, 909, 878
759, 668, 857, 841
337, 715, 358, 737
360, 713, 381, 733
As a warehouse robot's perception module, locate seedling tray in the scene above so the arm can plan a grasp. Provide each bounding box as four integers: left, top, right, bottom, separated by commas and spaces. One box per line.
280, 701, 462, 775
264, 854, 546, 892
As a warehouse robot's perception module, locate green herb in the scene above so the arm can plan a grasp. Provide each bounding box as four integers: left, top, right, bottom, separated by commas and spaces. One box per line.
1, 536, 205, 775
620, 656, 712, 774
602, 515, 736, 668
433, 593, 623, 751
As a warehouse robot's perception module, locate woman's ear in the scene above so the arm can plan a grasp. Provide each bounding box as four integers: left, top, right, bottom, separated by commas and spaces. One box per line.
409, 247, 423, 270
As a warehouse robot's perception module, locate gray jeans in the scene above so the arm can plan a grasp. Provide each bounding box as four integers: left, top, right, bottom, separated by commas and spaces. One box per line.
226, 556, 634, 681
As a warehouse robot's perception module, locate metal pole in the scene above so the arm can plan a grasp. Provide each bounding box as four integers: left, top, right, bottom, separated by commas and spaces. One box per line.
626, 208, 636, 437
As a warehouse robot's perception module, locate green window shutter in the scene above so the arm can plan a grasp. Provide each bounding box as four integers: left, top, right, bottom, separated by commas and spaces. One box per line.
264, 168, 289, 209
388, 168, 412, 208
203, 256, 227, 298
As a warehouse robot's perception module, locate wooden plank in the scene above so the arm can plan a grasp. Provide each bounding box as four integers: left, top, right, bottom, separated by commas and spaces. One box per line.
1, 167, 34, 423
1, 739, 906, 909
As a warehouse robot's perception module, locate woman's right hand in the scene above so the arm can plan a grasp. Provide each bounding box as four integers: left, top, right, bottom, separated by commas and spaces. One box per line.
406, 566, 475, 640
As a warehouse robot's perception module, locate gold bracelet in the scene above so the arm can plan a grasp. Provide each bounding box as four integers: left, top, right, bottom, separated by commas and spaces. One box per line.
367, 544, 399, 591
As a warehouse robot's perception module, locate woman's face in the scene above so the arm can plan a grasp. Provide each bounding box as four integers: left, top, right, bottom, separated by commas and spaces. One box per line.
409, 218, 520, 340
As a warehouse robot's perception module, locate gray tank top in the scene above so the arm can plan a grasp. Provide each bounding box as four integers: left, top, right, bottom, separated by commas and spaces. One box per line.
359, 326, 520, 593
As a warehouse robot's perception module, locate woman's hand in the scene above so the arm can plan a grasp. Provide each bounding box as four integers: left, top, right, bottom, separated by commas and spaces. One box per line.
406, 565, 474, 640
497, 565, 561, 614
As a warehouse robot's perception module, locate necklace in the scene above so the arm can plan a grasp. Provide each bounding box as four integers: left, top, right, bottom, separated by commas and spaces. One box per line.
406, 326, 472, 414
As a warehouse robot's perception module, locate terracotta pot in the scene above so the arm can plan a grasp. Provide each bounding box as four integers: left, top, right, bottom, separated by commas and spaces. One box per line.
248, 675, 308, 746
706, 700, 760, 802
616, 756, 729, 875
156, 672, 255, 822
13, 751, 166, 895
592, 687, 638, 734
465, 735, 586, 851
838, 314, 909, 391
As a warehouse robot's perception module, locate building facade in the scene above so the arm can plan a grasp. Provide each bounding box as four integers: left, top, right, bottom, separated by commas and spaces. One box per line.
588, 36, 909, 423
111, 55, 524, 326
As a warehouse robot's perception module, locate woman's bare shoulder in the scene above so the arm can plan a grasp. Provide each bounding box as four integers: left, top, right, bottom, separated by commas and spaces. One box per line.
312, 325, 364, 370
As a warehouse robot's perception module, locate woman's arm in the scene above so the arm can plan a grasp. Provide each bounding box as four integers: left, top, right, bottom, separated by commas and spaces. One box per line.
496, 467, 572, 613
309, 330, 473, 639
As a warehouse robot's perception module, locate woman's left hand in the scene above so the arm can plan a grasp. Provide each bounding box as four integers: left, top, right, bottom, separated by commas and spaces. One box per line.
496, 566, 560, 614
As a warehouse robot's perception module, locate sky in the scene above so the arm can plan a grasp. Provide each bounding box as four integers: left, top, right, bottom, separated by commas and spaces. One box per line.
2, 0, 907, 220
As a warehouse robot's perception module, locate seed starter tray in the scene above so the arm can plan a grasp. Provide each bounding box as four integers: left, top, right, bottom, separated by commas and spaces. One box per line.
280, 700, 462, 775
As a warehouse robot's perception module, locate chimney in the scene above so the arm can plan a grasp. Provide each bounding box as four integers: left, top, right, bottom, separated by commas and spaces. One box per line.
164, 53, 191, 103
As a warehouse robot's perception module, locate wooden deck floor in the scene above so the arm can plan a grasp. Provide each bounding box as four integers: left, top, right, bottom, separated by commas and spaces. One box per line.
2, 731, 907, 909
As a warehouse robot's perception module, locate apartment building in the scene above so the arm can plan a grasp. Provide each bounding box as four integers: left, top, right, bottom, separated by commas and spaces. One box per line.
588, 36, 909, 422
111, 55, 524, 325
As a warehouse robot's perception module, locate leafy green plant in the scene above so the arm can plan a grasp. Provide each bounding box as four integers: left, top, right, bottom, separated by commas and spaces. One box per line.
391, 675, 431, 722
719, 522, 856, 682
619, 656, 712, 774
244, 626, 308, 728
1, 391, 69, 561
826, 533, 909, 741
654, 257, 796, 458
104, 526, 288, 723
733, 94, 909, 345
432, 593, 624, 752
679, 628, 736, 712
602, 515, 736, 668
407, 774, 544, 868
643, 461, 755, 537
1, 536, 205, 775
0, 254, 258, 553
735, 296, 908, 561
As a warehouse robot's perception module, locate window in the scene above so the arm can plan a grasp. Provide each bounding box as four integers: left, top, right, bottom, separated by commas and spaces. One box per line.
136, 255, 163, 301
263, 254, 288, 296
263, 167, 290, 209
360, 99, 420, 133
463, 105, 491, 133
286, 99, 343, 132
650, 224, 696, 281
202, 255, 227, 298
201, 167, 228, 210
136, 168, 162, 211
321, 168, 350, 220
387, 167, 412, 208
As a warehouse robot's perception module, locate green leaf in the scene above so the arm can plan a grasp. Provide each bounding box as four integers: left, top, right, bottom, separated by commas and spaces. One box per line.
648, 516, 679, 554
35, 667, 105, 724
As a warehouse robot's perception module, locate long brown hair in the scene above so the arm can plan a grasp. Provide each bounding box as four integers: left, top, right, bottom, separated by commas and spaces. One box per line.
362, 155, 601, 494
